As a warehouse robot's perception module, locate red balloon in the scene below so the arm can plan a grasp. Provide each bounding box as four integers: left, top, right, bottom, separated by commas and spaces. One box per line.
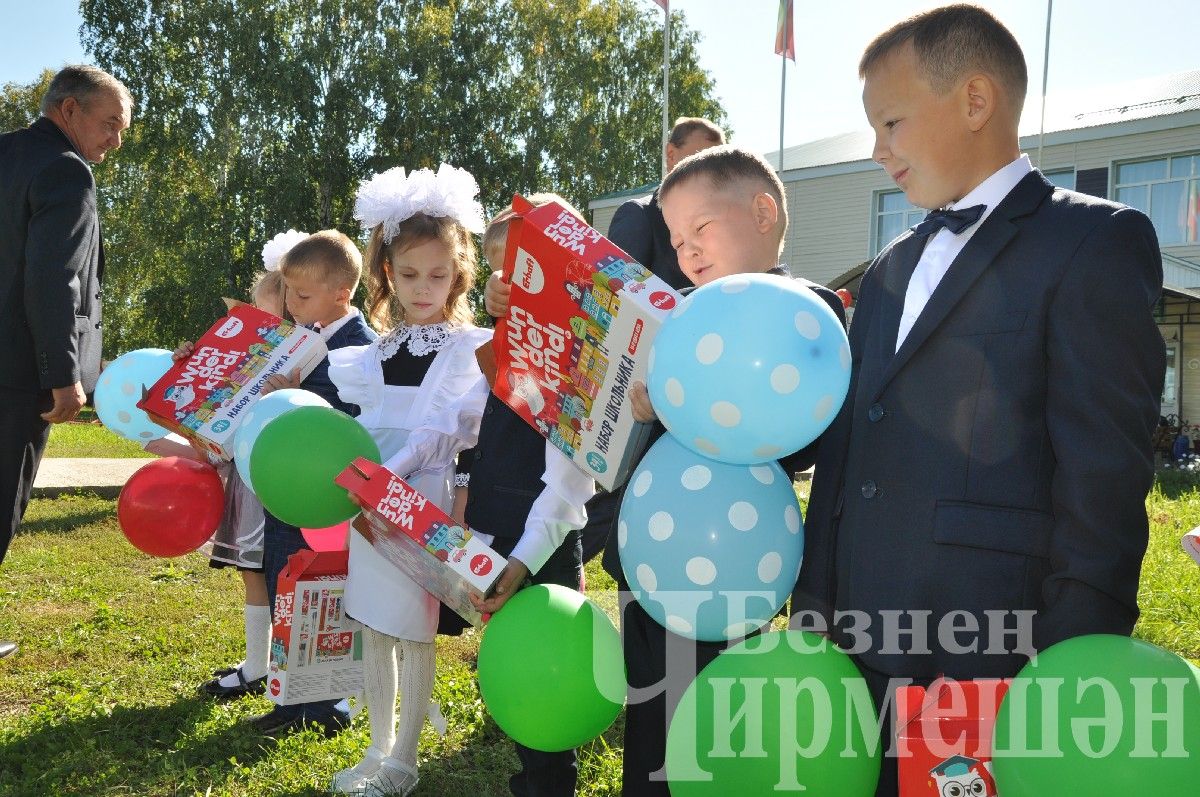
118, 457, 225, 557
836, 288, 854, 309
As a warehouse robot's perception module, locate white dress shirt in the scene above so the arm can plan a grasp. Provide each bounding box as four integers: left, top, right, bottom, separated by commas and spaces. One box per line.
895, 154, 1033, 351
315, 306, 362, 341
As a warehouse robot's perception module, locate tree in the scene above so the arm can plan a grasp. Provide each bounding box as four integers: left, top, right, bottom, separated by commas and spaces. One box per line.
79, 0, 727, 351
0, 70, 54, 133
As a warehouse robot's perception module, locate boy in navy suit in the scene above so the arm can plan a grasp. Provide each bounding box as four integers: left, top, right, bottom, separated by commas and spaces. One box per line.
793, 6, 1164, 795
250, 229, 378, 735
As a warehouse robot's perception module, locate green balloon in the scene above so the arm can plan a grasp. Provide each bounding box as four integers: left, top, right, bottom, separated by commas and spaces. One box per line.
993, 634, 1200, 795
249, 405, 380, 528
477, 584, 625, 752
666, 631, 880, 796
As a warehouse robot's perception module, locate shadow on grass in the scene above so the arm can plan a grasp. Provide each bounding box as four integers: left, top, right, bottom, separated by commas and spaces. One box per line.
0, 695, 281, 796
17, 509, 114, 535
1155, 469, 1200, 500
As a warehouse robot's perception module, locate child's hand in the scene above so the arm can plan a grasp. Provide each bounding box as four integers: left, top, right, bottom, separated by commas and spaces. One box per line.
483, 270, 511, 318
471, 559, 531, 615
262, 368, 300, 395
630, 380, 657, 423
172, 341, 195, 362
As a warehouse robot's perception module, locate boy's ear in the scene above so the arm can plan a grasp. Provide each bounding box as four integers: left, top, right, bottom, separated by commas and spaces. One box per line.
963, 73, 998, 132
752, 192, 780, 234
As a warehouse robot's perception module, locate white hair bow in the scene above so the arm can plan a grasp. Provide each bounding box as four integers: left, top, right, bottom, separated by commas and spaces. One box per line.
354, 164, 485, 242
261, 229, 309, 271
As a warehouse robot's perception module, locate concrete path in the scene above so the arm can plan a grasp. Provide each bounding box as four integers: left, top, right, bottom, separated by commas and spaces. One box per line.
32, 457, 151, 499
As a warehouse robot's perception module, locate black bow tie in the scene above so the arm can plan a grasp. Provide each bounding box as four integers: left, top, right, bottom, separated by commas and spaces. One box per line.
911, 204, 986, 237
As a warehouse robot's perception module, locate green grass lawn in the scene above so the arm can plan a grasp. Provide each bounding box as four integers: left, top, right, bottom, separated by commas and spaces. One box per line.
0, 481, 1198, 796
0, 492, 621, 797
44, 420, 153, 459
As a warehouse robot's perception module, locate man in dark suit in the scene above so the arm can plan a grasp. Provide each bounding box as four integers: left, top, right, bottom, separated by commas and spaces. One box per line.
791, 8, 1164, 795
605, 117, 726, 292
0, 66, 131, 659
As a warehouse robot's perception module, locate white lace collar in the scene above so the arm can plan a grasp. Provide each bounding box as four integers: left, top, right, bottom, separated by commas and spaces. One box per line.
378, 322, 457, 360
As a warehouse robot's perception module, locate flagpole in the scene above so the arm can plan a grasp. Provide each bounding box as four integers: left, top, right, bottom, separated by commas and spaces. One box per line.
662, 3, 671, 180
1037, 0, 1053, 168
779, 51, 786, 173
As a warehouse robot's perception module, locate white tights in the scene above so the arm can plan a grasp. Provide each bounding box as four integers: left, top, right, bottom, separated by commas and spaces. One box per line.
363, 626, 436, 769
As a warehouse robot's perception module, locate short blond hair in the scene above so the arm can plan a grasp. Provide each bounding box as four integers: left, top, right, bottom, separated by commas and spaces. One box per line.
660, 145, 788, 247
482, 192, 586, 267
278, 230, 363, 292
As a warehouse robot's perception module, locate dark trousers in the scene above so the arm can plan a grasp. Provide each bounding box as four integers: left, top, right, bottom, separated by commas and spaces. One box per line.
0, 387, 51, 565
619, 593, 730, 797
855, 660, 934, 797
579, 489, 619, 565
262, 513, 349, 722
491, 530, 583, 797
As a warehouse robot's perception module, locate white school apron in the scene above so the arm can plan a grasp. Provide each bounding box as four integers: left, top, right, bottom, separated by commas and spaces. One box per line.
343, 347, 458, 643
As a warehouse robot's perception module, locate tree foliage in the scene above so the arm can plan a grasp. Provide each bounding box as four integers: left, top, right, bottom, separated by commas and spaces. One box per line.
52, 0, 726, 352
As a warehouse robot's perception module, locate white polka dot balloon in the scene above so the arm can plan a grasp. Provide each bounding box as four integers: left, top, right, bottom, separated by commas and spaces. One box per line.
618, 433, 804, 642
93, 348, 175, 443
647, 273, 851, 464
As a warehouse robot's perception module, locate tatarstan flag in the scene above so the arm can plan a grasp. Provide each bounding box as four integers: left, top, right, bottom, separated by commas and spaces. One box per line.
775, 0, 795, 61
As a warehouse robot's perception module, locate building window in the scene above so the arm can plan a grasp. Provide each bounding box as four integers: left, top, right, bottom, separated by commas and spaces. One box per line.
1114, 154, 1200, 245
873, 190, 924, 255
1045, 169, 1075, 190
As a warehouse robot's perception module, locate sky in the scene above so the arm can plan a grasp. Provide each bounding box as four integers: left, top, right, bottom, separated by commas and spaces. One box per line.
2, 0, 1197, 156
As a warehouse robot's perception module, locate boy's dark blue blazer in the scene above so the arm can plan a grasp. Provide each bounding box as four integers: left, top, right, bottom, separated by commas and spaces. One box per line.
300, 311, 376, 416
793, 172, 1165, 681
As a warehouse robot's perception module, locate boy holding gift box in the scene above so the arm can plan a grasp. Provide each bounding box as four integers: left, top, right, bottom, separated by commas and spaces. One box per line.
485, 153, 845, 796
251, 229, 376, 736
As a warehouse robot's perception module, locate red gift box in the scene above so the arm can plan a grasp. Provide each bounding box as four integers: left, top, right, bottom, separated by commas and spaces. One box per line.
268, 548, 363, 705
493, 195, 682, 490
335, 458, 505, 627
138, 302, 327, 458
896, 678, 1010, 797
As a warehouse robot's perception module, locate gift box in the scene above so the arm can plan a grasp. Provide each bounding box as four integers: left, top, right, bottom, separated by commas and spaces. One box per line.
137, 302, 328, 458
896, 678, 1010, 797
494, 195, 682, 490
335, 458, 505, 627
268, 548, 363, 705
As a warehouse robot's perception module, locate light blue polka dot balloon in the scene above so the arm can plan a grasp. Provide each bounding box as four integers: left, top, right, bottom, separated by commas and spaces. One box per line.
647, 273, 851, 465
94, 348, 175, 443
233, 388, 330, 492
618, 433, 804, 642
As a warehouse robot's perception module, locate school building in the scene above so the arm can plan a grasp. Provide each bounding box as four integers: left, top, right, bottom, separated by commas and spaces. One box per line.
589, 70, 1200, 448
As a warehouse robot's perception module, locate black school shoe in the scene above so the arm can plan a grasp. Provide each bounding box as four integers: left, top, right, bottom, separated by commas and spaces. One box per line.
199, 667, 266, 700
246, 705, 350, 737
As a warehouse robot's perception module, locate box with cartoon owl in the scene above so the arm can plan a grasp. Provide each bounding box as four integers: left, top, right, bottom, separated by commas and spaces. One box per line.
493, 195, 682, 490
137, 302, 327, 459
896, 679, 1010, 797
